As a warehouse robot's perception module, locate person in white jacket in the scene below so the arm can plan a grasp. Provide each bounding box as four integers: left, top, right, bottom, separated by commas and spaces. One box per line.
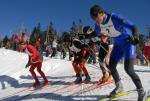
51, 39, 57, 58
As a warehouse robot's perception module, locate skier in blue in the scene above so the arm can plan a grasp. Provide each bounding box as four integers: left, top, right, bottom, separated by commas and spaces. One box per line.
90, 5, 146, 101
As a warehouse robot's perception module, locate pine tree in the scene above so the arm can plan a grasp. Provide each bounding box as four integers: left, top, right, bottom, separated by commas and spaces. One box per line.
29, 23, 42, 45
148, 25, 150, 38
78, 19, 83, 34
3, 35, 9, 43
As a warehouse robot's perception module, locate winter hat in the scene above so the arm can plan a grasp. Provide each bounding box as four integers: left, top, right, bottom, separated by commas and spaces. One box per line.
83, 26, 91, 33
90, 5, 104, 18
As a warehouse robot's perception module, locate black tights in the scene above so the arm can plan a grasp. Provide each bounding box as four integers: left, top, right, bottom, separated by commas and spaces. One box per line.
109, 57, 143, 89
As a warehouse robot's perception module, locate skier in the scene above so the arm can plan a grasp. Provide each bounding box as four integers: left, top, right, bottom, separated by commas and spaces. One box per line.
98, 32, 113, 84
82, 26, 113, 84
90, 5, 146, 101
82, 26, 97, 64
51, 39, 57, 58
69, 39, 91, 84
20, 44, 48, 87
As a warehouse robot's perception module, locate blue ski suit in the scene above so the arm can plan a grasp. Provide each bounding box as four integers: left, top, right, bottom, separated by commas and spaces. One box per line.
95, 13, 143, 89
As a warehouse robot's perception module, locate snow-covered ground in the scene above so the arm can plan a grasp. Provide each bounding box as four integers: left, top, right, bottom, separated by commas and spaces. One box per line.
0, 48, 150, 101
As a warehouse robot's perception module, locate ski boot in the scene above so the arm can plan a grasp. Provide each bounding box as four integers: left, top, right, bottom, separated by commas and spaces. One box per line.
137, 88, 146, 101
98, 75, 109, 84
109, 81, 123, 97
43, 80, 49, 87
107, 75, 113, 82
32, 81, 40, 87
83, 74, 91, 83
74, 76, 82, 84
98, 72, 113, 84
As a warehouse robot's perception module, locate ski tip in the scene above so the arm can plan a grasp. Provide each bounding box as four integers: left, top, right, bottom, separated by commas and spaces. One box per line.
146, 97, 150, 101
99, 97, 110, 101
145, 89, 150, 101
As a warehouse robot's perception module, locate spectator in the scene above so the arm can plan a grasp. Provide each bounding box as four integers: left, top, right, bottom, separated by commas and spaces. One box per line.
51, 39, 58, 58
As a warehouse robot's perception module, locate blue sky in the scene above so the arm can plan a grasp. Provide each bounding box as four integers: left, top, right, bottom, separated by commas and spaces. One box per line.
0, 0, 150, 37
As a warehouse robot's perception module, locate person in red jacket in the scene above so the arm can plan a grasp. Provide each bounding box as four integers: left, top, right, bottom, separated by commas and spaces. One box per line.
20, 44, 48, 87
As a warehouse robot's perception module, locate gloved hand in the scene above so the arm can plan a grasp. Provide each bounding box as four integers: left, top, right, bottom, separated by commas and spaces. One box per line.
80, 39, 90, 44
25, 62, 31, 68
96, 40, 102, 45
91, 37, 98, 42
127, 35, 139, 45
127, 26, 141, 45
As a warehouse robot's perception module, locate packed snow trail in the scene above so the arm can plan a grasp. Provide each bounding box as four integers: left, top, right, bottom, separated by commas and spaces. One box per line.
0, 48, 150, 101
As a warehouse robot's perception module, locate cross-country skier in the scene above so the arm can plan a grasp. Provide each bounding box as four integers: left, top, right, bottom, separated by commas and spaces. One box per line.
20, 44, 48, 87
98, 32, 113, 84
81, 26, 97, 64
69, 39, 91, 84
81, 26, 113, 84
90, 5, 146, 101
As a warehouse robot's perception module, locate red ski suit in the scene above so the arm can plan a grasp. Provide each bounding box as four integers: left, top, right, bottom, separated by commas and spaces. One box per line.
25, 45, 47, 83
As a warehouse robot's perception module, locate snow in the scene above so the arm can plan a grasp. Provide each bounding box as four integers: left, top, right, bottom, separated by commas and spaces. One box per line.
0, 48, 150, 101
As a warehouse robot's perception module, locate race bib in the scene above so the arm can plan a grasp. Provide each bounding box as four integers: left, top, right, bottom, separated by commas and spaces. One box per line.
100, 17, 121, 37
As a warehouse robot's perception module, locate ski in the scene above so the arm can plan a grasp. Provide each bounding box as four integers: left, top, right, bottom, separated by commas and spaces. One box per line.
13, 81, 88, 101
99, 89, 150, 101
99, 89, 136, 101
145, 90, 150, 101
72, 80, 113, 96
13, 80, 60, 101
0, 81, 60, 101
50, 72, 92, 93
0, 86, 33, 100
51, 82, 77, 93
52, 81, 89, 94
147, 97, 150, 101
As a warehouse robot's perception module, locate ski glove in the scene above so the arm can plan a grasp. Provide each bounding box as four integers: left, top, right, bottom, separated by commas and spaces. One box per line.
91, 37, 101, 43
25, 62, 32, 68
127, 35, 139, 45
127, 26, 140, 45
